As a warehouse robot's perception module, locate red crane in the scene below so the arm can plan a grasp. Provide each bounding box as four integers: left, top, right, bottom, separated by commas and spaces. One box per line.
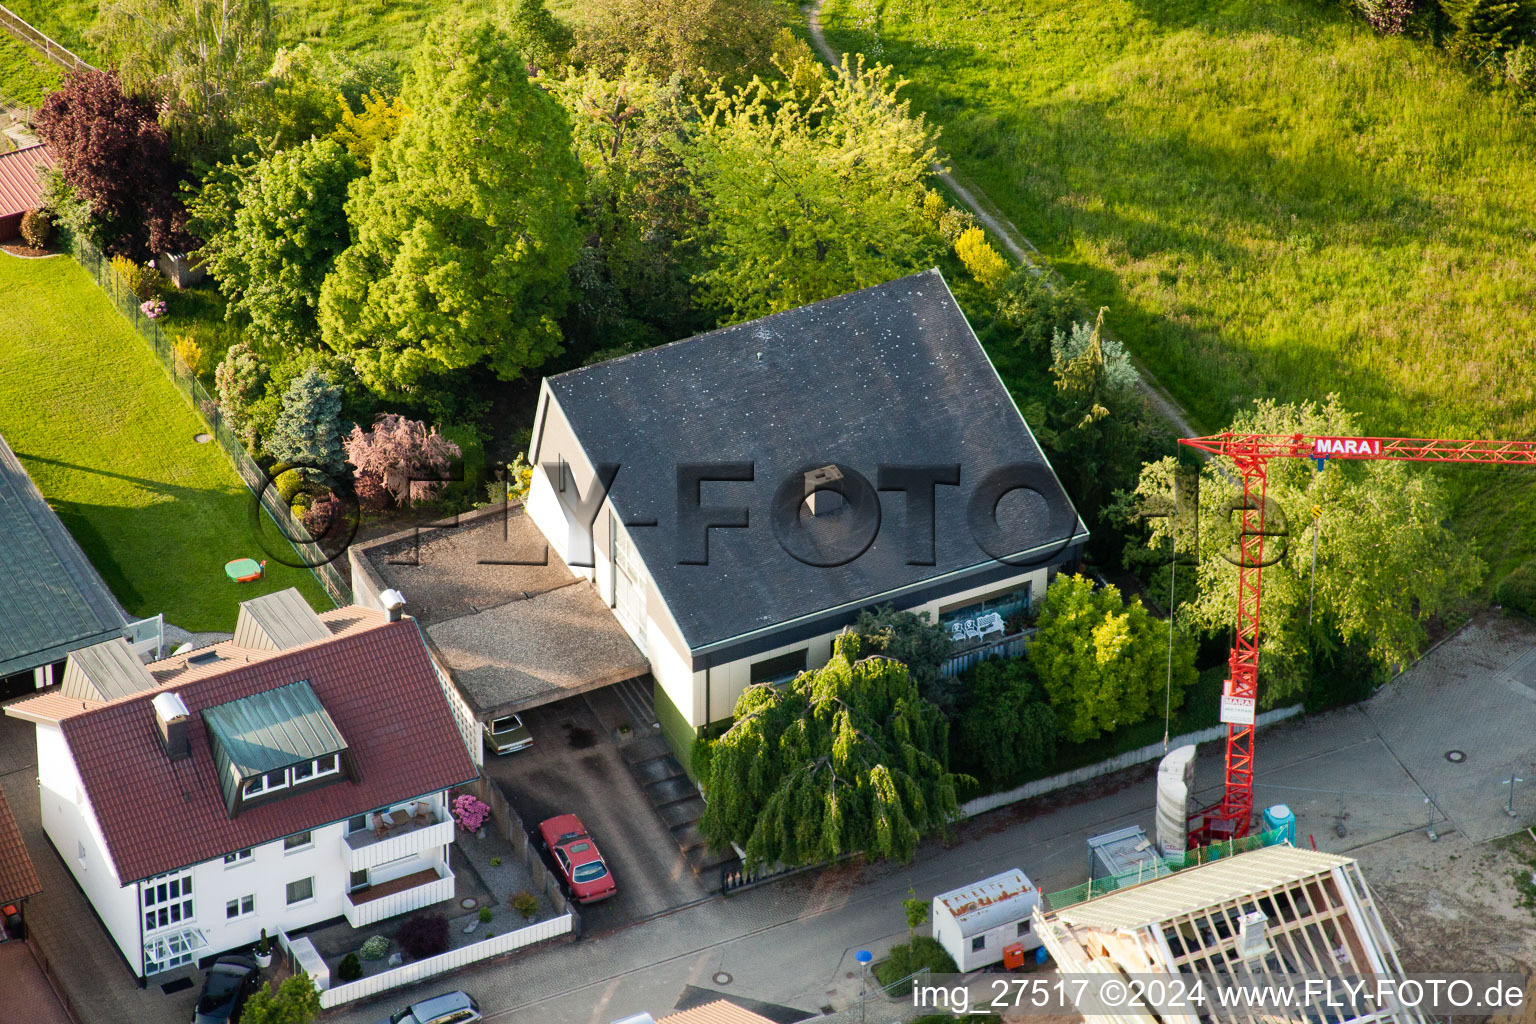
1176, 432, 1536, 846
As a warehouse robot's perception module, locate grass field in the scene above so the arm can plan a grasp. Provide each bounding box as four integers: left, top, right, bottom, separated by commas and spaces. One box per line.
0, 254, 331, 631
0, 33, 60, 106
822, 0, 1536, 578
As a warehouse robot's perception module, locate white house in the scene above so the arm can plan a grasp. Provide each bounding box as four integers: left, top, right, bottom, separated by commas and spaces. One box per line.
4, 589, 477, 981
932, 868, 1043, 971
520, 269, 1088, 759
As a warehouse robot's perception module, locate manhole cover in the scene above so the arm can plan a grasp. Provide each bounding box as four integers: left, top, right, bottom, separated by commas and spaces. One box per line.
193, 432, 212, 443
713, 972, 733, 986
460, 898, 477, 909
1446, 750, 1467, 763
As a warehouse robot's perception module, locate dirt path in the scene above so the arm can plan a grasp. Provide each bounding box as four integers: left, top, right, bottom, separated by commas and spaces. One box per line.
802, 0, 1205, 445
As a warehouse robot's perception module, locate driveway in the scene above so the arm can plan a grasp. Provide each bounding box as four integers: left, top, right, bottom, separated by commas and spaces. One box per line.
479, 694, 708, 935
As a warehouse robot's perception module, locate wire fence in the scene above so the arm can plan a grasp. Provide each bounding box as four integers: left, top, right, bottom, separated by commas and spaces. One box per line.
66, 234, 352, 607
1044, 826, 1292, 911
0, 3, 94, 72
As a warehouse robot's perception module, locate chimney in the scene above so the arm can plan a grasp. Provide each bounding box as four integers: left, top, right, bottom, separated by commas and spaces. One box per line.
380, 589, 406, 622
802, 465, 845, 517
152, 691, 191, 761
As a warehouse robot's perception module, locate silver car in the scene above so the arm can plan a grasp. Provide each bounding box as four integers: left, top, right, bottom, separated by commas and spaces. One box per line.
483, 713, 532, 755
376, 990, 481, 1024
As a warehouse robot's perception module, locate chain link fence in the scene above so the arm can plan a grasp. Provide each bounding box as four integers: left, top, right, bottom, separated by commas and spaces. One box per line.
68, 235, 352, 607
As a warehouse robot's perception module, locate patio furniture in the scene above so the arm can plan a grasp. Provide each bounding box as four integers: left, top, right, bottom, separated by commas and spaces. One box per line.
371, 813, 389, 838
388, 809, 411, 828
410, 801, 431, 826
977, 612, 1006, 638
224, 558, 266, 583
961, 619, 982, 641
949, 621, 968, 643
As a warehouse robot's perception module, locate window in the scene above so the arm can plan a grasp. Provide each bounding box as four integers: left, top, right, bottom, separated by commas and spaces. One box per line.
76, 841, 85, 863
142, 870, 194, 934
940, 584, 1033, 641
750, 649, 808, 686
315, 753, 338, 775
225, 895, 254, 919
292, 761, 315, 782
286, 877, 314, 905
347, 814, 369, 834
283, 831, 312, 852
349, 869, 369, 892
1016, 920, 1031, 936
242, 768, 288, 797
223, 848, 252, 866
971, 936, 986, 952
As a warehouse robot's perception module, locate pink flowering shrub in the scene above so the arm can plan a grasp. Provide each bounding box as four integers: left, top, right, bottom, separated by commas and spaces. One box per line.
451, 793, 490, 832
141, 298, 167, 319
344, 413, 461, 507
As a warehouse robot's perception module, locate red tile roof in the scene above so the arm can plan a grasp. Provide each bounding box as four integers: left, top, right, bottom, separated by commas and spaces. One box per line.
0, 144, 54, 218
59, 619, 477, 883
0, 787, 41, 905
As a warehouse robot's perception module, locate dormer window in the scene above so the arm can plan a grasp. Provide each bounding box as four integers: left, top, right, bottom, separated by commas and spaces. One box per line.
202, 681, 351, 818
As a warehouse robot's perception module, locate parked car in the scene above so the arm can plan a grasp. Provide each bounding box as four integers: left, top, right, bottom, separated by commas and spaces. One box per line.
374, 990, 482, 1024
192, 955, 261, 1024
483, 713, 532, 755
538, 813, 617, 903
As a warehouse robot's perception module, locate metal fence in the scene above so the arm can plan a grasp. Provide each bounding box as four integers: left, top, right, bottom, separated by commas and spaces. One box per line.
0, 3, 94, 72
67, 235, 352, 607
940, 628, 1035, 678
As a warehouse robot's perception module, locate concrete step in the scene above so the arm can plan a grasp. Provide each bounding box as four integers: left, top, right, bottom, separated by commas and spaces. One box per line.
659, 796, 706, 829
620, 733, 672, 766
629, 752, 685, 787
645, 775, 698, 807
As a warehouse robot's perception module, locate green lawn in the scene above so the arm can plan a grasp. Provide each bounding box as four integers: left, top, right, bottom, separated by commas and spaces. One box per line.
0, 254, 331, 631
0, 33, 61, 106
821, 0, 1536, 578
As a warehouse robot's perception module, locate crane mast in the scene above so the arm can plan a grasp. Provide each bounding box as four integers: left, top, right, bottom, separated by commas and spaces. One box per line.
1176, 431, 1536, 846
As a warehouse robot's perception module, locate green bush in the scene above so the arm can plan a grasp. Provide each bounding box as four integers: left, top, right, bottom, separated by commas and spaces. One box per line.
336, 952, 362, 982
1496, 562, 1536, 617
109, 255, 162, 301
275, 468, 306, 502
511, 890, 539, 918
20, 208, 53, 249
438, 422, 485, 505
477, 906, 492, 924
953, 657, 1058, 792
873, 938, 958, 996
359, 935, 389, 960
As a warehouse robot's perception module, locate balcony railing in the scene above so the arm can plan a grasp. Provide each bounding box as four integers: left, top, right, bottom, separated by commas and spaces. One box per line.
940, 629, 1035, 678
343, 807, 454, 872
343, 864, 455, 928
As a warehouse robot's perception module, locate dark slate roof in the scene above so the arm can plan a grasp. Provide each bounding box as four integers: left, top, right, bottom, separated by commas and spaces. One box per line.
203, 680, 349, 813
0, 431, 125, 677
58, 620, 476, 882
544, 269, 1086, 650
0, 787, 41, 906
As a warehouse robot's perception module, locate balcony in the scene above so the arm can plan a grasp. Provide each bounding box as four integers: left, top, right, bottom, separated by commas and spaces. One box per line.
939, 629, 1035, 678
342, 805, 455, 873
342, 864, 455, 928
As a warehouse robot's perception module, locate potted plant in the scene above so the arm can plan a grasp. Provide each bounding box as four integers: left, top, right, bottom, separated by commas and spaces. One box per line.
254, 928, 272, 968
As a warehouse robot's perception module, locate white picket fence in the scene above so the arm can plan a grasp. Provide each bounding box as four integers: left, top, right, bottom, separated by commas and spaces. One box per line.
316, 913, 574, 1009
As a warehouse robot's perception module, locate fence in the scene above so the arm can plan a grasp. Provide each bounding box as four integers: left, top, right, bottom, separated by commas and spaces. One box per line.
940, 629, 1034, 678
0, 4, 94, 72
316, 913, 574, 1009
67, 236, 352, 607
1043, 825, 1292, 911
476, 777, 581, 928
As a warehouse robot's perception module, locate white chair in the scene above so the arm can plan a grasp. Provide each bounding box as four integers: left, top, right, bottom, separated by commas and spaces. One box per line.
978, 612, 1005, 638
962, 619, 982, 641
949, 621, 968, 643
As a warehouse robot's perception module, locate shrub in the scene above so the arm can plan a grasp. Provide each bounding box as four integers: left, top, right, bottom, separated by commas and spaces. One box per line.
478, 906, 493, 924
241, 974, 320, 1024
1495, 562, 1536, 617
953, 657, 1058, 791
303, 492, 343, 537
451, 793, 490, 832
992, 266, 1083, 353
173, 334, 208, 379
214, 343, 269, 452
140, 297, 167, 320
19, 208, 53, 248
354, 471, 390, 511
359, 935, 389, 961
489, 856, 502, 867
274, 468, 306, 503
335, 952, 362, 982
511, 890, 539, 919
955, 226, 1010, 291
110, 254, 161, 300
395, 913, 450, 960
343, 413, 463, 506
873, 938, 957, 996
289, 493, 314, 519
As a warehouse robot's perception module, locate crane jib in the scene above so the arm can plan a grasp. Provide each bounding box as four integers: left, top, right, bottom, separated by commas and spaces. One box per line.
1312, 436, 1382, 457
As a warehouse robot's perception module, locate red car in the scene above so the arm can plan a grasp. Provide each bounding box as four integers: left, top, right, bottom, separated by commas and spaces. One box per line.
537, 813, 617, 903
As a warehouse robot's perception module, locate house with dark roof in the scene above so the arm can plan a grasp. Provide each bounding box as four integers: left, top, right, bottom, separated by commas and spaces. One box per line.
510, 269, 1085, 758
0, 430, 132, 697
4, 589, 477, 980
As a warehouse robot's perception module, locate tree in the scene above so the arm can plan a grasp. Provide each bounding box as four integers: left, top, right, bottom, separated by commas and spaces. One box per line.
92, 0, 274, 159
240, 973, 319, 1024
240, 45, 398, 150
1119, 396, 1483, 703
214, 343, 269, 451
851, 604, 957, 715
578, 0, 781, 93
204, 138, 360, 351
1027, 574, 1196, 743
33, 70, 191, 259
319, 15, 584, 397
699, 633, 964, 870
902, 887, 929, 941
498, 0, 574, 72
1442, 0, 1523, 63
951, 657, 1058, 790
344, 414, 463, 506
685, 55, 943, 323
263, 368, 345, 477
331, 91, 409, 173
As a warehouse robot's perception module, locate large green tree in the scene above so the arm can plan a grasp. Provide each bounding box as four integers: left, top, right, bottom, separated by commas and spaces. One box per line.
851, 604, 957, 715
578, 0, 781, 93
263, 367, 346, 477
1028, 574, 1196, 743
699, 633, 963, 869
952, 657, 1057, 791
205, 138, 359, 351
318, 15, 584, 397
684, 55, 942, 323
1120, 396, 1483, 702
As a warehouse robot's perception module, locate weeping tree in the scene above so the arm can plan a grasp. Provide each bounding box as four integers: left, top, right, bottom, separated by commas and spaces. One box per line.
698, 633, 964, 870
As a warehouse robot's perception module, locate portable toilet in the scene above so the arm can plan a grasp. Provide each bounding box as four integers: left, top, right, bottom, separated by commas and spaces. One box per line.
932, 868, 1042, 972
1263, 804, 1296, 845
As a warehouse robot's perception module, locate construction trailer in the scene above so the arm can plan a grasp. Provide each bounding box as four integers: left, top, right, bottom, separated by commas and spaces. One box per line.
1035, 845, 1424, 1024
932, 868, 1043, 971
